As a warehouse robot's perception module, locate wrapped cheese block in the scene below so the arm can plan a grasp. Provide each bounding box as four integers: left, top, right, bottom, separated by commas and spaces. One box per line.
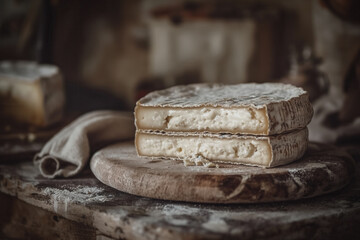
0, 61, 65, 127
135, 83, 313, 168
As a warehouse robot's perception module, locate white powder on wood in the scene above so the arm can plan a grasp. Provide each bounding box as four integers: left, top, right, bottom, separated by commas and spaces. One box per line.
43, 186, 113, 213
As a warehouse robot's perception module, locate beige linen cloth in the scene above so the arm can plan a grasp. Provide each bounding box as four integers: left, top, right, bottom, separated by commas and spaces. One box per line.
34, 110, 135, 178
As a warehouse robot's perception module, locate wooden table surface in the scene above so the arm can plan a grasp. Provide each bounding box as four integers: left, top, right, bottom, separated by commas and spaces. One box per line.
1, 156, 360, 240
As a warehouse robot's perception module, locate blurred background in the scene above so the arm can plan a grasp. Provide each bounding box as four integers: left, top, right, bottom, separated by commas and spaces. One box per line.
0, 0, 360, 157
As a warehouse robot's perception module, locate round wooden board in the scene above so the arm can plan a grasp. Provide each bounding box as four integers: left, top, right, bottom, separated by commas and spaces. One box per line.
90, 141, 355, 203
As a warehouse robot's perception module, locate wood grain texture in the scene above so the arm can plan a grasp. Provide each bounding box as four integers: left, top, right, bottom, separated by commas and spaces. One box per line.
0, 193, 98, 240
90, 142, 355, 203
1, 157, 360, 240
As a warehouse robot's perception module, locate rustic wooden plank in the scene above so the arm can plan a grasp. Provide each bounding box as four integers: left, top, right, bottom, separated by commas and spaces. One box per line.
0, 192, 100, 240
1, 157, 360, 239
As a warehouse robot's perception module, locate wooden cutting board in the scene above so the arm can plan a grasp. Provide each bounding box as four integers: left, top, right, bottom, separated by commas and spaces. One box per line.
90, 142, 355, 203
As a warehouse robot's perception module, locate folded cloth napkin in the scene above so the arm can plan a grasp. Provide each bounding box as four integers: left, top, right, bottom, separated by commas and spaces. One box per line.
34, 110, 135, 178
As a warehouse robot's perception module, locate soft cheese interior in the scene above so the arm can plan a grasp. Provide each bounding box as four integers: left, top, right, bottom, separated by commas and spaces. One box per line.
136, 106, 268, 134
136, 83, 313, 135
136, 128, 308, 168
135, 83, 312, 168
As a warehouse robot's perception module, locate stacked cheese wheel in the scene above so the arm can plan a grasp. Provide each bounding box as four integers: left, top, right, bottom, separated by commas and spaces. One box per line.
135, 83, 313, 168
